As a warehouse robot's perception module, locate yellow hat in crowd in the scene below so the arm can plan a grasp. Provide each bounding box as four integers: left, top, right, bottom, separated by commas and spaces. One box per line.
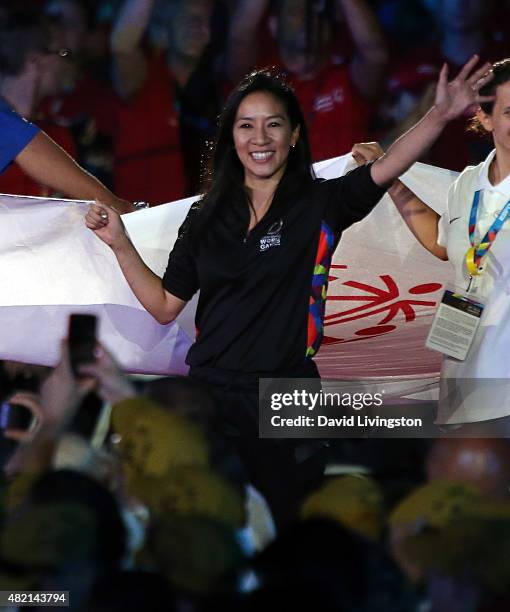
111, 398, 209, 481
301, 474, 385, 540
112, 399, 245, 531
390, 479, 510, 530
390, 480, 510, 593
389, 481, 480, 529
128, 466, 246, 529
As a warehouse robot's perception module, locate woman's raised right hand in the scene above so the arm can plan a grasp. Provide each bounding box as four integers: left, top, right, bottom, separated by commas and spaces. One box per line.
85, 200, 129, 250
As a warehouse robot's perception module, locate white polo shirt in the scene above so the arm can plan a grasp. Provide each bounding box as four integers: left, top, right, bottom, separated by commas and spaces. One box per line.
436, 149, 510, 424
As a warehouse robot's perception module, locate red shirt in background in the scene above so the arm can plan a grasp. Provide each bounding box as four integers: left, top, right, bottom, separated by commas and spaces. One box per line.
111, 54, 185, 205
250, 14, 372, 162
42, 74, 117, 137
256, 50, 371, 163
289, 60, 371, 162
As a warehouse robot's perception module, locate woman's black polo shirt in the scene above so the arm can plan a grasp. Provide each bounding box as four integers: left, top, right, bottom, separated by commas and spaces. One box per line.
162, 163, 386, 374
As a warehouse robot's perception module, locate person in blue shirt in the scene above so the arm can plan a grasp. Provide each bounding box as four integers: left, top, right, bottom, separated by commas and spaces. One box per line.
0, 99, 40, 173
0, 99, 132, 211
0, 8, 132, 211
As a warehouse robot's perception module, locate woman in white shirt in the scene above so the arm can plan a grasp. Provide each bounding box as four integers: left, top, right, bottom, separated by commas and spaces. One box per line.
356, 58, 510, 432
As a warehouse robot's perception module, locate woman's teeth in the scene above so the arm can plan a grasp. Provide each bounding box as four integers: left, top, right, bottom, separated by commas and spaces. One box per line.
251, 152, 273, 161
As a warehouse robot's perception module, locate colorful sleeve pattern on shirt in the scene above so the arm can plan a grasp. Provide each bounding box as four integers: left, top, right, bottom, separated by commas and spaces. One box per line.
306, 221, 336, 357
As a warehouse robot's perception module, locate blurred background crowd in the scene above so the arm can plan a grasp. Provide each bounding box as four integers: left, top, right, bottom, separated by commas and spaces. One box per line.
1, 1, 510, 610
3, 0, 510, 204
1, 340, 510, 611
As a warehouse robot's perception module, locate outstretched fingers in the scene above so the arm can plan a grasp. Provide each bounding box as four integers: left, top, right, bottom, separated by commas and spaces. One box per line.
437, 62, 449, 90
457, 54, 480, 81
469, 65, 495, 105
467, 62, 493, 86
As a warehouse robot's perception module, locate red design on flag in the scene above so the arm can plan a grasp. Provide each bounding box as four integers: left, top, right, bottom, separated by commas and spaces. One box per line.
323, 266, 442, 344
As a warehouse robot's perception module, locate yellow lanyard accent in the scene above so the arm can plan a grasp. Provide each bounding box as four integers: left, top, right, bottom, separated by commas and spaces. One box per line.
465, 245, 483, 276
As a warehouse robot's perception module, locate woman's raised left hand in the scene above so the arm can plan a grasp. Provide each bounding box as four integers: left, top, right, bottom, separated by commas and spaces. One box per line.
434, 55, 494, 122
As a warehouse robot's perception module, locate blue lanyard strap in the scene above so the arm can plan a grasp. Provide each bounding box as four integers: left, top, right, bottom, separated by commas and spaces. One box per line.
466, 189, 510, 275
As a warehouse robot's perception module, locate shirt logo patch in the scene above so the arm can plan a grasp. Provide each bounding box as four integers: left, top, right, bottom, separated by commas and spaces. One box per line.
260, 219, 283, 252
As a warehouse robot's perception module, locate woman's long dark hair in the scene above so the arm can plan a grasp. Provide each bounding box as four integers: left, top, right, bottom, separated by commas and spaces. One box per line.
191, 68, 315, 247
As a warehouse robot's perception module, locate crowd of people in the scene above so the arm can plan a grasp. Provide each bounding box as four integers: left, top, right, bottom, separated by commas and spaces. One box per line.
2, 0, 510, 610
2, 0, 510, 203
1, 342, 510, 610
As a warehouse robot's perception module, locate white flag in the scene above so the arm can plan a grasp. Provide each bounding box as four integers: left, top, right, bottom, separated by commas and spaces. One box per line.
0, 156, 458, 386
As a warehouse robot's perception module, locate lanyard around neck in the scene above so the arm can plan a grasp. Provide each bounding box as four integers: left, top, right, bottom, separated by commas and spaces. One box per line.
465, 189, 510, 276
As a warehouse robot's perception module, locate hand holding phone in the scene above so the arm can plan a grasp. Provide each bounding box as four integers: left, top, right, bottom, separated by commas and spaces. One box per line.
68, 314, 97, 376
0, 401, 34, 431
0, 390, 41, 441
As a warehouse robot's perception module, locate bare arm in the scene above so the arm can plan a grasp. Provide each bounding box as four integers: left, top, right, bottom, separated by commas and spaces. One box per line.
110, 0, 154, 100
338, 0, 388, 100
85, 202, 187, 324
224, 0, 270, 84
370, 57, 493, 187
352, 141, 446, 261
112, 239, 186, 324
16, 132, 133, 213
389, 180, 447, 260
